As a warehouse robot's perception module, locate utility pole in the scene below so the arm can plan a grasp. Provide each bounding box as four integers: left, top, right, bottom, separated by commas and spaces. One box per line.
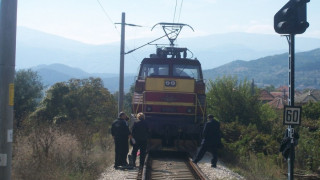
116, 13, 142, 114
118, 12, 125, 114
0, 0, 18, 179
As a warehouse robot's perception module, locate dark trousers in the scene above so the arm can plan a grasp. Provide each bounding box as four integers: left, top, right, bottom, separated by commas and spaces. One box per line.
194, 144, 218, 166
114, 138, 129, 167
131, 141, 147, 167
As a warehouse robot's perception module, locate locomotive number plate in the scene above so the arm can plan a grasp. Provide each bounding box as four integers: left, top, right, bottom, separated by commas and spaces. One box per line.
165, 80, 176, 87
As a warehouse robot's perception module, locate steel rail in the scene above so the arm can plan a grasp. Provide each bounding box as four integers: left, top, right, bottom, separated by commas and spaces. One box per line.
140, 151, 208, 180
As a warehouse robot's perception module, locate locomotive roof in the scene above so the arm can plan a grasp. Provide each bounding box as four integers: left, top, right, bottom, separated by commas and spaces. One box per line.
141, 58, 201, 66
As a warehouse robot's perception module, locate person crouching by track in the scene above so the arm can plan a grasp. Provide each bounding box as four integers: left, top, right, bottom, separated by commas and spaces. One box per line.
111, 112, 131, 169
193, 114, 222, 168
129, 112, 148, 169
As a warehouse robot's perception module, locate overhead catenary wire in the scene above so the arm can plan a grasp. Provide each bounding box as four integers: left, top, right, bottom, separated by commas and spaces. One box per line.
96, 0, 142, 63
173, 0, 184, 23
96, 0, 120, 34
173, 0, 178, 23
177, 0, 184, 23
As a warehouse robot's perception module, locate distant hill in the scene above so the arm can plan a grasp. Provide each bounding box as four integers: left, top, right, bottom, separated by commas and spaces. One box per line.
33, 48, 320, 93
32, 64, 135, 92
203, 48, 320, 89
16, 27, 320, 74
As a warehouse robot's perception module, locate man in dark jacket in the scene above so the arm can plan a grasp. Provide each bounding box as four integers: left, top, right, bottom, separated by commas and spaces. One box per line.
129, 112, 148, 168
193, 114, 221, 167
111, 112, 131, 169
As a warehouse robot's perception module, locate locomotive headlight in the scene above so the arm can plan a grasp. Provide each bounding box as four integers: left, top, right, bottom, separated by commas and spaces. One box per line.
187, 108, 193, 113
146, 106, 152, 112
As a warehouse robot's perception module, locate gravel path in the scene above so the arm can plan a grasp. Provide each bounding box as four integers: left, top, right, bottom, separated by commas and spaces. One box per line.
197, 153, 244, 180
98, 152, 244, 180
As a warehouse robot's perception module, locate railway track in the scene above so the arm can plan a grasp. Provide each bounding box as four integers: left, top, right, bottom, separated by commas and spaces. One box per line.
136, 151, 208, 180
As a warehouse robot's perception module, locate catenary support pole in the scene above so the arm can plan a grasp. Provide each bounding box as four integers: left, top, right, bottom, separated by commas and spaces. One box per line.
0, 0, 18, 179
118, 12, 125, 114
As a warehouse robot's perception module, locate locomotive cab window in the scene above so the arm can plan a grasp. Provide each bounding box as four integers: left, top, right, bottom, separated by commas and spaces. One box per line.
139, 64, 169, 79
173, 64, 200, 80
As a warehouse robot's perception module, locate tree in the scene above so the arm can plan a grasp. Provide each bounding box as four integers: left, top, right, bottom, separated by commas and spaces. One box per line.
31, 77, 117, 125
206, 76, 261, 126
264, 85, 275, 92
14, 69, 44, 128
124, 85, 135, 114
302, 101, 320, 120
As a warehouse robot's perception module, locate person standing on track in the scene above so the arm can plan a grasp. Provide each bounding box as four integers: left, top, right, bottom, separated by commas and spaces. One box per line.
111, 112, 131, 169
193, 114, 222, 168
129, 112, 148, 169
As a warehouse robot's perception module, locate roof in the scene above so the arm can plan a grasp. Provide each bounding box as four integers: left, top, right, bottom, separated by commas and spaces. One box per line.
259, 90, 274, 101
295, 90, 319, 104
268, 97, 287, 109
270, 92, 288, 98
277, 86, 289, 92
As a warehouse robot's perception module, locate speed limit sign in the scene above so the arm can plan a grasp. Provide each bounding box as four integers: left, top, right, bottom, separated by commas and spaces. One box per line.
283, 106, 302, 125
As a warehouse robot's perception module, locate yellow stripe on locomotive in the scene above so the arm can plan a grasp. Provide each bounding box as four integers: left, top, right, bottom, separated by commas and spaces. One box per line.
145, 77, 195, 93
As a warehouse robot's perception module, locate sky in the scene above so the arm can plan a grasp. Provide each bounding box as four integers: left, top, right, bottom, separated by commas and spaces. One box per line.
17, 0, 320, 45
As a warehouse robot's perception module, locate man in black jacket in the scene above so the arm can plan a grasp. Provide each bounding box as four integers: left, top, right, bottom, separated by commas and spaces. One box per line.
111, 112, 131, 169
193, 114, 221, 168
129, 112, 148, 168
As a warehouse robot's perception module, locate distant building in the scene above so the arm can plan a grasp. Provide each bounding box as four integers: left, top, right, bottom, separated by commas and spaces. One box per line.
259, 90, 274, 103
268, 97, 287, 109
295, 90, 320, 106
259, 87, 320, 109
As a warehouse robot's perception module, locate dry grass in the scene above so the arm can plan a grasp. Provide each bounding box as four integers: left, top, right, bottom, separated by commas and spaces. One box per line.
12, 124, 114, 180
224, 153, 285, 180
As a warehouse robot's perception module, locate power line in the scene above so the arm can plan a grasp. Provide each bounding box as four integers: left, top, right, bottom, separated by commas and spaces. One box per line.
177, 0, 184, 23
96, 0, 140, 63
173, 0, 178, 23
96, 0, 120, 34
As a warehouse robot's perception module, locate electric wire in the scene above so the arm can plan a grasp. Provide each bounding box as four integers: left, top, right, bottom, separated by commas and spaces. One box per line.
96, 0, 120, 34
173, 0, 178, 23
96, 0, 139, 63
177, 0, 184, 23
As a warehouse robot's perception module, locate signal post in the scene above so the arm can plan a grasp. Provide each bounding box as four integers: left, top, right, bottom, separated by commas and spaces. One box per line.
274, 0, 310, 179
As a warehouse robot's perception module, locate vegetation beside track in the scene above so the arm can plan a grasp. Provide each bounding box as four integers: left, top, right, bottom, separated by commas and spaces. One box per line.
207, 76, 320, 179
12, 70, 320, 179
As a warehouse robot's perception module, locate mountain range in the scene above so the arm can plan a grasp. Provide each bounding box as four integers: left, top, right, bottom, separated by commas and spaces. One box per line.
16, 27, 320, 74
16, 26, 320, 91
31, 64, 135, 92
31, 48, 320, 92
203, 48, 320, 89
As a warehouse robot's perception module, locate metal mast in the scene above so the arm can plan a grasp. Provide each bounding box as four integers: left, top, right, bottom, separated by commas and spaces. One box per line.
0, 0, 18, 179
118, 12, 125, 114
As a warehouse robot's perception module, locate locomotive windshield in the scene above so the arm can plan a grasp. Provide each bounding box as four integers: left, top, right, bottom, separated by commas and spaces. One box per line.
139, 62, 201, 80
139, 64, 169, 79
173, 64, 200, 80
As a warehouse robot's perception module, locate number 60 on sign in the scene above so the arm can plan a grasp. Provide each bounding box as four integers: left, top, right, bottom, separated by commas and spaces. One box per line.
283, 106, 302, 125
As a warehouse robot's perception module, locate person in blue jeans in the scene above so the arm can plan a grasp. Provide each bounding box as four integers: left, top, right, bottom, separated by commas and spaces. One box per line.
193, 114, 222, 168
130, 112, 148, 168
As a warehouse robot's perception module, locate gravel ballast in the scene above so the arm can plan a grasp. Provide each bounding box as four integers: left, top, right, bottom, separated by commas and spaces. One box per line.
99, 152, 244, 180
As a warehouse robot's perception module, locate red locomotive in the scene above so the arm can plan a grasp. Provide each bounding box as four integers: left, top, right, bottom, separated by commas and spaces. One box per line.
132, 23, 206, 151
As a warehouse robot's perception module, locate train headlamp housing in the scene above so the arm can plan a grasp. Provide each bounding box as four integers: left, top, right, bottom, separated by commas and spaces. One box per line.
146, 106, 152, 112
195, 82, 205, 94
135, 80, 145, 93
